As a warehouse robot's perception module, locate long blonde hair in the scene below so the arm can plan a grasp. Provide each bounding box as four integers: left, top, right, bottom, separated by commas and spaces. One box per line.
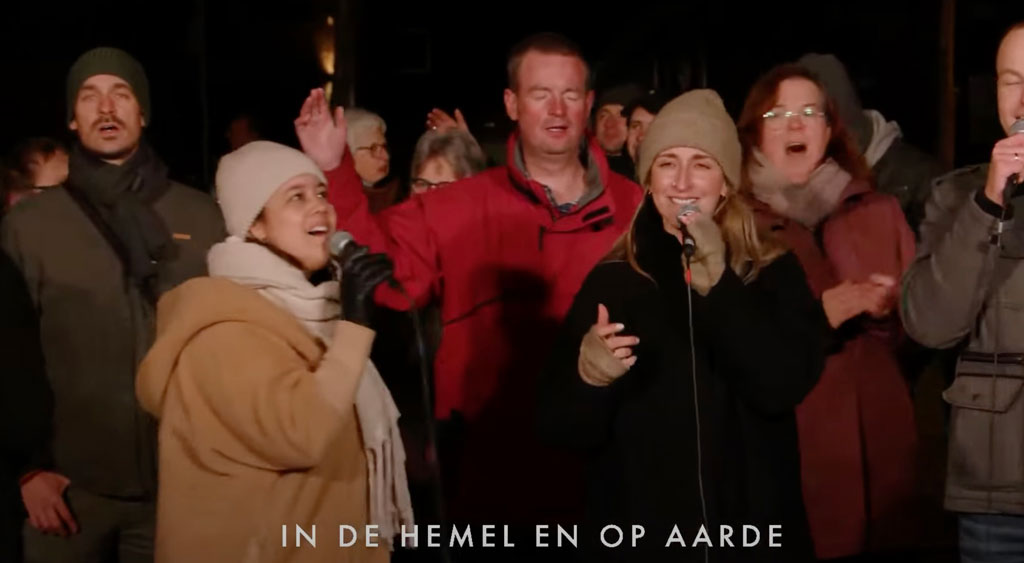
608, 180, 786, 283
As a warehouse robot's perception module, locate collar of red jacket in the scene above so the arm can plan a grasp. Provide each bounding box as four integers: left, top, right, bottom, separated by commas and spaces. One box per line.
503, 132, 618, 232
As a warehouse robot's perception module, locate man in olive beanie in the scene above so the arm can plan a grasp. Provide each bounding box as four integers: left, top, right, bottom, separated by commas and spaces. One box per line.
65, 47, 151, 126
2, 46, 225, 563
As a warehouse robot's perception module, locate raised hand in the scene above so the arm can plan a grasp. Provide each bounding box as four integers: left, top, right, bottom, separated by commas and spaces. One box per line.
294, 88, 348, 171
578, 304, 639, 387
426, 108, 470, 134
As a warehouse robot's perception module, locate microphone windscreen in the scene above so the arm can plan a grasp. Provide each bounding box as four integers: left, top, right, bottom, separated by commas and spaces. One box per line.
329, 231, 354, 256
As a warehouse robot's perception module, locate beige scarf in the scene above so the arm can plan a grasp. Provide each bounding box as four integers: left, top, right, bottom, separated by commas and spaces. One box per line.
207, 236, 414, 549
748, 149, 851, 229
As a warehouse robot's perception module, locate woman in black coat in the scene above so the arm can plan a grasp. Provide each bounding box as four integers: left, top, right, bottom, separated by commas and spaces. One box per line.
538, 90, 825, 563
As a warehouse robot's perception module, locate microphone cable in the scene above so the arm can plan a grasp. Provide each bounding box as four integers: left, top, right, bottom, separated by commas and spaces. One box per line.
397, 286, 453, 563
681, 229, 710, 563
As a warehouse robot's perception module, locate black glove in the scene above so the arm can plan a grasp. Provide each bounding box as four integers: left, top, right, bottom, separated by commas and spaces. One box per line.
339, 247, 394, 327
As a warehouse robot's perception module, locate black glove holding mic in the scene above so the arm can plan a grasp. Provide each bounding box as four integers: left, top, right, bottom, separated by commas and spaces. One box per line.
329, 231, 395, 328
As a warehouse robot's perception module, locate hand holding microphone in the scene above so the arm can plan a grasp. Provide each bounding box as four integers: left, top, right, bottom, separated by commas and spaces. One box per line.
677, 202, 726, 296
330, 232, 395, 328
983, 119, 1024, 207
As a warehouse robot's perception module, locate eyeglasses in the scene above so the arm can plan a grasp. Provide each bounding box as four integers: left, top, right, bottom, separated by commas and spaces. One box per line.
356, 143, 389, 157
410, 178, 452, 192
761, 107, 826, 130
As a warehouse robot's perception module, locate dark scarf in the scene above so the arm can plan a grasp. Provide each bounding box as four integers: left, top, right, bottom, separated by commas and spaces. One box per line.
66, 141, 173, 303
633, 194, 687, 284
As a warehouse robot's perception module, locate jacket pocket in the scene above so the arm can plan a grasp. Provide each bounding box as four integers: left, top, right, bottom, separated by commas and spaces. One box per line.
944, 375, 1024, 490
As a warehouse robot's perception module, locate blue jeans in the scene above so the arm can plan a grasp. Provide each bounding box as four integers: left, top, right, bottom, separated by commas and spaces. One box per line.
960, 513, 1024, 563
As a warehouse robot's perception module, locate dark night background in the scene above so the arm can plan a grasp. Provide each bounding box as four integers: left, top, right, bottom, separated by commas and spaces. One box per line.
1, 0, 1023, 192
3, 2, 1024, 560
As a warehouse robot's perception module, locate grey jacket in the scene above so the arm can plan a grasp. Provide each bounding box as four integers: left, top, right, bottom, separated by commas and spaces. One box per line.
901, 164, 1024, 515
0, 182, 224, 499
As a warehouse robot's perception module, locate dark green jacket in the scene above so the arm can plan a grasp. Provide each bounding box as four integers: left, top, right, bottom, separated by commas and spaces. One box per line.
0, 182, 224, 499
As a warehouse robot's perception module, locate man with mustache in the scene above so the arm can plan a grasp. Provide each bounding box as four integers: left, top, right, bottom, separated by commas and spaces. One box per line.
1, 47, 224, 563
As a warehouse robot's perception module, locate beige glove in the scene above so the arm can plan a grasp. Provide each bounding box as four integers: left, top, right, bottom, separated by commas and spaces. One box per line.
683, 212, 726, 296
577, 304, 638, 387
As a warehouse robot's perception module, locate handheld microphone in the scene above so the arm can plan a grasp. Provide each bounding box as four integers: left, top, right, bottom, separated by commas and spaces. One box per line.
1012, 119, 1024, 136
677, 202, 699, 259
1004, 119, 1024, 201
328, 231, 400, 289
328, 230, 363, 263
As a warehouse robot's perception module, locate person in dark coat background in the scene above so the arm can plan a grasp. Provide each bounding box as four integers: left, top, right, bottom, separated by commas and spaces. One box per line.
539, 89, 823, 563
797, 53, 945, 235
593, 83, 645, 178
0, 248, 49, 563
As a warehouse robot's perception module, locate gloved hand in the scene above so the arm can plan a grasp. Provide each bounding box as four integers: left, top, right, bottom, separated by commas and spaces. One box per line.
681, 212, 726, 296
578, 304, 638, 387
339, 247, 394, 327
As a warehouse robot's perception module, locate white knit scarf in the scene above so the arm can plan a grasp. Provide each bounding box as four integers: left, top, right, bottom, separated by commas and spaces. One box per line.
748, 149, 852, 229
207, 236, 414, 549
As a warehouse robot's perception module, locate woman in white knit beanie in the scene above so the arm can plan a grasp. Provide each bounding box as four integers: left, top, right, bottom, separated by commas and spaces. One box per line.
137, 141, 412, 563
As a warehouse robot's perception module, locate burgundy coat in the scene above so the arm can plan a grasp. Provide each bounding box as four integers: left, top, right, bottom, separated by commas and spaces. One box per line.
752, 179, 918, 559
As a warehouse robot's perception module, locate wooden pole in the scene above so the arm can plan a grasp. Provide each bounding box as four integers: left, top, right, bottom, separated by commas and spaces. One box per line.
939, 0, 956, 169
332, 0, 356, 108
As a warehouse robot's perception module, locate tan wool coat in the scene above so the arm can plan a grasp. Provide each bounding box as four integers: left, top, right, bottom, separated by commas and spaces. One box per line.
137, 276, 388, 563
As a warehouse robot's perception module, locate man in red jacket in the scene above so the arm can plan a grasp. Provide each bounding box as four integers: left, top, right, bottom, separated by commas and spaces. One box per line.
296, 32, 642, 539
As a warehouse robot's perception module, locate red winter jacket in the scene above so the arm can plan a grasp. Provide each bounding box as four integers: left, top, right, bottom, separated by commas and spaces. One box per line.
326, 133, 642, 521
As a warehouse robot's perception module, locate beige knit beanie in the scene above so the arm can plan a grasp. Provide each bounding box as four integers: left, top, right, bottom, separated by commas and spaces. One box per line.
636, 89, 741, 190
215, 141, 327, 238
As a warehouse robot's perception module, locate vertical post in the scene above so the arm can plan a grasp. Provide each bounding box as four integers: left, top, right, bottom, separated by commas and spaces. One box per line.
333, 0, 357, 107
196, 0, 210, 186
938, 0, 956, 169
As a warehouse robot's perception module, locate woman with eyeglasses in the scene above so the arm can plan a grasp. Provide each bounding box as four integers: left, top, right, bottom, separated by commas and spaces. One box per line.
736, 64, 919, 561
409, 128, 487, 195
345, 108, 401, 213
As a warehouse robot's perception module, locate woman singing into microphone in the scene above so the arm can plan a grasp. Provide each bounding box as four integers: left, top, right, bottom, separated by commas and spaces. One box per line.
538, 90, 825, 563
136, 141, 412, 563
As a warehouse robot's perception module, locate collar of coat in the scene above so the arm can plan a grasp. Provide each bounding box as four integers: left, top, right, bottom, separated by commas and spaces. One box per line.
632, 193, 691, 287
504, 132, 617, 233
751, 177, 874, 231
